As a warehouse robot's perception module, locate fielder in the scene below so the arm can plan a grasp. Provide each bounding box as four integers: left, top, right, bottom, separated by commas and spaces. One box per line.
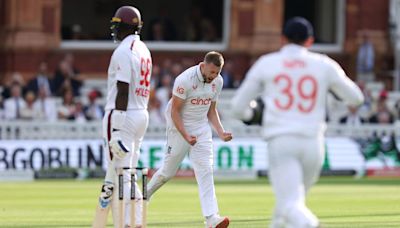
147, 52, 232, 228
231, 17, 364, 228
92, 5, 152, 228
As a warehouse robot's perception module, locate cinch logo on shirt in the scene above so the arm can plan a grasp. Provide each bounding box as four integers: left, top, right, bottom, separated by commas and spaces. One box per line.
190, 97, 212, 105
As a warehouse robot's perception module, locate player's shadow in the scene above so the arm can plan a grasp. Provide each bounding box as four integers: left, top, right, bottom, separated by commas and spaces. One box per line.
323, 221, 400, 228
150, 218, 270, 227
149, 220, 203, 227
320, 212, 399, 219
16, 226, 90, 228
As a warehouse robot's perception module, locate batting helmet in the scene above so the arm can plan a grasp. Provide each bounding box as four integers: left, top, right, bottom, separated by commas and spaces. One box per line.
110, 6, 143, 41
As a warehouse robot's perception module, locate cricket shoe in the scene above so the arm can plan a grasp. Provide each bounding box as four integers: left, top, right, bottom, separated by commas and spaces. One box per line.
205, 215, 230, 228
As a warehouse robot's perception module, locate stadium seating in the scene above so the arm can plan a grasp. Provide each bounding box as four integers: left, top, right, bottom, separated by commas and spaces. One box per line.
1, 79, 400, 140
1, 119, 399, 140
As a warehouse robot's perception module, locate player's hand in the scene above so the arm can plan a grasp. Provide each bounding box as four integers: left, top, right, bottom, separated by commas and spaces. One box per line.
185, 135, 197, 146
219, 131, 233, 142
109, 130, 130, 159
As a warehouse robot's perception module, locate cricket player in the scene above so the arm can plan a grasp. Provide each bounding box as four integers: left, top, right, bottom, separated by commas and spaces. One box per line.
147, 52, 232, 228
230, 17, 364, 228
93, 6, 152, 228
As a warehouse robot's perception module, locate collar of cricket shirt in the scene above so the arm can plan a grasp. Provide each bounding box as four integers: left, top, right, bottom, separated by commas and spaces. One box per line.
196, 64, 205, 82
121, 34, 140, 45
281, 44, 308, 54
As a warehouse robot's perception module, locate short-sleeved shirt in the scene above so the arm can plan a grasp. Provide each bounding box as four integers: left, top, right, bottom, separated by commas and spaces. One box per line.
105, 35, 152, 111
231, 44, 364, 138
165, 64, 223, 131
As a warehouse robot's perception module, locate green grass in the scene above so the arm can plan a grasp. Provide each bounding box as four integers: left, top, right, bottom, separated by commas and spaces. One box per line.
0, 177, 399, 227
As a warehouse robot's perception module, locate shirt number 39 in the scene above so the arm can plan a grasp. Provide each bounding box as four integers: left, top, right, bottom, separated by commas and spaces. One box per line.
273, 74, 318, 113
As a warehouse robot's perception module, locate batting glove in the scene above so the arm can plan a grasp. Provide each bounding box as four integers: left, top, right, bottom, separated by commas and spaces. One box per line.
99, 181, 114, 208
109, 130, 130, 159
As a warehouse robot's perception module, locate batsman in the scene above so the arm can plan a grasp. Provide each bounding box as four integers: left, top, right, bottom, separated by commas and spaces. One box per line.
92, 5, 152, 228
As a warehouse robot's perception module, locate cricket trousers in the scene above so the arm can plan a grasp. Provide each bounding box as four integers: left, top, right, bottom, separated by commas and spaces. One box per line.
147, 125, 219, 217
103, 109, 149, 227
268, 134, 324, 228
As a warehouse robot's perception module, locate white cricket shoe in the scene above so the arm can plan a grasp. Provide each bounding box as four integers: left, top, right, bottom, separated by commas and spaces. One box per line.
205, 215, 230, 228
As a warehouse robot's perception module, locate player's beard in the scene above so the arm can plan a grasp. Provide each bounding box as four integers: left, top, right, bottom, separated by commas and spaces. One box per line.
203, 74, 212, 83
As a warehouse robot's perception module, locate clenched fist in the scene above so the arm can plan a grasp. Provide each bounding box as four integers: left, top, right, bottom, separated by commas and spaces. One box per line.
218, 131, 233, 142
185, 135, 197, 146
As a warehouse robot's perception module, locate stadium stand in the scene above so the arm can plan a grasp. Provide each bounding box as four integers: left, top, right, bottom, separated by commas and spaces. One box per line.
2, 80, 400, 140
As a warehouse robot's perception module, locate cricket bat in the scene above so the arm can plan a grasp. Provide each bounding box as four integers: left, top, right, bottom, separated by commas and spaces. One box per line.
92, 162, 117, 228
92, 183, 113, 228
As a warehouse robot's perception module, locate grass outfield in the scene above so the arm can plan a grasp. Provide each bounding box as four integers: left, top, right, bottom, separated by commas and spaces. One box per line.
0, 177, 399, 227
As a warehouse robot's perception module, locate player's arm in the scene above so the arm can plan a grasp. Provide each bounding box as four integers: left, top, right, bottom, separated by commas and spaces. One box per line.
208, 101, 232, 142
109, 51, 133, 159
171, 95, 197, 145
327, 58, 364, 106
115, 81, 129, 110
230, 58, 264, 120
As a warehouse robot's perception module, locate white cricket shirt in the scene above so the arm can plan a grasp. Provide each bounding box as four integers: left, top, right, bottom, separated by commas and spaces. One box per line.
165, 65, 223, 131
231, 44, 364, 138
105, 35, 152, 111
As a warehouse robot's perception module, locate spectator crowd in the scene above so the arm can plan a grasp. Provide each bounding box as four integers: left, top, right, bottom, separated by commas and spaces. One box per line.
0, 54, 244, 124
0, 54, 103, 123
0, 52, 399, 127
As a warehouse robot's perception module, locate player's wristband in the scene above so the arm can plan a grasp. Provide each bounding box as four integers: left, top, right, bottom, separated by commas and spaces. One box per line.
111, 110, 127, 131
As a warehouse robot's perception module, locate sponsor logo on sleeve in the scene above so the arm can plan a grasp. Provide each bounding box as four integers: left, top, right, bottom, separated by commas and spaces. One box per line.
177, 86, 185, 94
